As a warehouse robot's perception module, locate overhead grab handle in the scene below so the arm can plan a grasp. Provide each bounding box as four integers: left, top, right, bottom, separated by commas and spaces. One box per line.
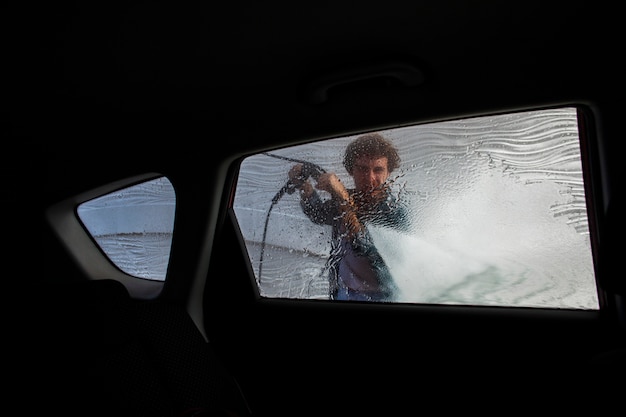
303, 60, 425, 104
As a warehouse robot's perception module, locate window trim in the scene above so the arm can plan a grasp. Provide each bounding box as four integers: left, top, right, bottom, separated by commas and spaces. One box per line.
45, 172, 167, 299
228, 104, 605, 311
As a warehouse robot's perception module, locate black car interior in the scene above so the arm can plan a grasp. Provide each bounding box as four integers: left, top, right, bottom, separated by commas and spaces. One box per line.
24, 1, 626, 416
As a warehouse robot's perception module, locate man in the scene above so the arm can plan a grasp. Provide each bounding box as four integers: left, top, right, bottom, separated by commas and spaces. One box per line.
288, 132, 410, 302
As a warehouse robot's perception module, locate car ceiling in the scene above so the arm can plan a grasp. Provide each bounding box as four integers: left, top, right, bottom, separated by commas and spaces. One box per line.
22, 2, 620, 203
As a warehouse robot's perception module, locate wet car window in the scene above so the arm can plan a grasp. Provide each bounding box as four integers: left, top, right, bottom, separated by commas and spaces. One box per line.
232, 107, 599, 309
77, 176, 175, 281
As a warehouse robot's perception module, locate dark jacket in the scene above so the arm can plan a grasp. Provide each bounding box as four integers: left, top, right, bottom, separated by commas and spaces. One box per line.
300, 188, 410, 301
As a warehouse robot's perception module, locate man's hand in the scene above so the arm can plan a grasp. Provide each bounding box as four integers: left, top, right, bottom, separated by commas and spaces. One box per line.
289, 164, 315, 197
316, 173, 364, 237
316, 173, 349, 201
288, 164, 306, 187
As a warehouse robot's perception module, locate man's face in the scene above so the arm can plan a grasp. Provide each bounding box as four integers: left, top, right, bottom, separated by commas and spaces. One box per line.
351, 155, 390, 197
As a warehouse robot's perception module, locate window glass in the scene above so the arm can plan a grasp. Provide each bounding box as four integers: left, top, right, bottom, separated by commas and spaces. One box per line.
232, 107, 599, 309
77, 176, 175, 281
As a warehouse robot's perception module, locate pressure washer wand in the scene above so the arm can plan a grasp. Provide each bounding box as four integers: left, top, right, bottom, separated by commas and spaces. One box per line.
266, 154, 326, 203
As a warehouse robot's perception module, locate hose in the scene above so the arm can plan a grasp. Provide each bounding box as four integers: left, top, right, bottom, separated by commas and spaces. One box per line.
257, 153, 327, 283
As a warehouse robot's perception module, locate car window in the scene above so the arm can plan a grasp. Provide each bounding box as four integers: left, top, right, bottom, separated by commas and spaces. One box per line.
77, 176, 175, 281
232, 106, 600, 309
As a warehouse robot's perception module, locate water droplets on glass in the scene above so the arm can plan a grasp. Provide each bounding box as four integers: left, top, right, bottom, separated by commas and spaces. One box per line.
77, 176, 176, 281
233, 107, 598, 309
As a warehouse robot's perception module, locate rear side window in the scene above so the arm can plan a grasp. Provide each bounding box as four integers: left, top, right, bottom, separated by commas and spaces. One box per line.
231, 106, 600, 309
77, 176, 175, 281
